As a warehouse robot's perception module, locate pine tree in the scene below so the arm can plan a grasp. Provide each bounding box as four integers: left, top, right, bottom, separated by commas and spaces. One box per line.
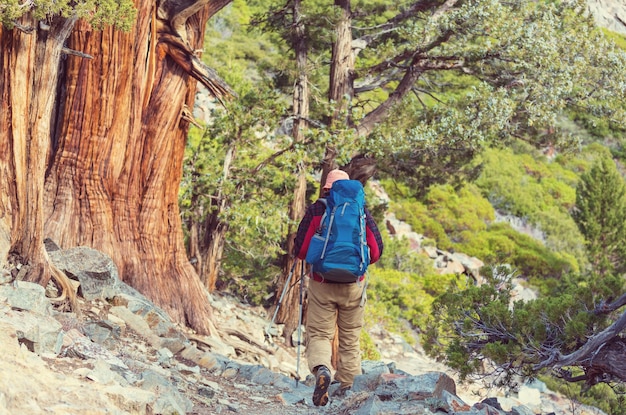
572, 157, 626, 276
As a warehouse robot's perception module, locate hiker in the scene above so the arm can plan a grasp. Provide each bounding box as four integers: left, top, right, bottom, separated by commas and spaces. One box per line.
293, 169, 384, 406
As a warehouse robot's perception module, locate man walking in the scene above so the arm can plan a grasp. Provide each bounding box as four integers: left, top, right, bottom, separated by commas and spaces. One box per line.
293, 169, 384, 406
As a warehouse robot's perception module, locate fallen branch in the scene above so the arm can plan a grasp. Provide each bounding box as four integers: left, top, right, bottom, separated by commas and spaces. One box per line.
219, 327, 277, 355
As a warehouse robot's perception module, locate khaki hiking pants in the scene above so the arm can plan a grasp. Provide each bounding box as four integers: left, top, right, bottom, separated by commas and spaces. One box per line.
306, 279, 365, 388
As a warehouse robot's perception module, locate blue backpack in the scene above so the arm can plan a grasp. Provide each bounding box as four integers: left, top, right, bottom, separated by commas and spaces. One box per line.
305, 180, 370, 282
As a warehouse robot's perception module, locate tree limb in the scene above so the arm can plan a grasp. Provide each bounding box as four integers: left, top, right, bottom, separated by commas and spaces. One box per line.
157, 0, 236, 103
61, 47, 93, 59
534, 310, 626, 370
595, 293, 626, 314
354, 0, 460, 51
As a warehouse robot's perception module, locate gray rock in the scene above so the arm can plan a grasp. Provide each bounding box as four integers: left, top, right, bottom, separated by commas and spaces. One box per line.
0, 240, 609, 415
0, 308, 63, 354
82, 319, 121, 349
353, 371, 386, 393
0, 281, 51, 315
353, 395, 383, 415
62, 333, 128, 369
361, 360, 391, 375
140, 370, 194, 414
450, 252, 484, 280
588, 0, 626, 35
512, 404, 536, 415
87, 359, 130, 386
48, 246, 120, 301
374, 371, 456, 400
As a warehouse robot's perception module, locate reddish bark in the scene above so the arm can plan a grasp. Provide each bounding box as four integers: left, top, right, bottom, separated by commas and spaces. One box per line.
1, 1, 233, 335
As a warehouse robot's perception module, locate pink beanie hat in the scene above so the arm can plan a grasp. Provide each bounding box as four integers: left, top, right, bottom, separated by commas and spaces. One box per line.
323, 169, 350, 190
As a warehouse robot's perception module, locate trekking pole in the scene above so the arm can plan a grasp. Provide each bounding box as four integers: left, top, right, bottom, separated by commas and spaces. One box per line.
265, 258, 299, 345
295, 262, 305, 388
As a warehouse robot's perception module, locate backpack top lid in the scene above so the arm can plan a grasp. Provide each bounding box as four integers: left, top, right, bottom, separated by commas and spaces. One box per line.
327, 179, 365, 208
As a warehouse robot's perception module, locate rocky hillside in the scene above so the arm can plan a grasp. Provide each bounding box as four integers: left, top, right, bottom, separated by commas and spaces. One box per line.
0, 245, 607, 415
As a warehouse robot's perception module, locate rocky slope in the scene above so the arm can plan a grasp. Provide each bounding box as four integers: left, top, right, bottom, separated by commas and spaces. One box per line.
0, 245, 607, 415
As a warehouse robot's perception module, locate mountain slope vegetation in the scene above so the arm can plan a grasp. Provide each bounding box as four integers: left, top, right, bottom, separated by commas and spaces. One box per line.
179, 1, 626, 413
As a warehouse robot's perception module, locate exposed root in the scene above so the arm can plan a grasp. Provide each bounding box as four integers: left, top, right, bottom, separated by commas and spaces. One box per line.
6, 251, 80, 315
49, 264, 81, 316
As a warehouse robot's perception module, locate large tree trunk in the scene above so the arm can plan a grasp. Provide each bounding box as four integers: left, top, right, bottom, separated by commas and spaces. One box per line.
278, 173, 308, 345
321, 0, 353, 187
328, 0, 354, 129
2, 1, 233, 335
325, 0, 355, 369
46, 4, 217, 334
0, 15, 79, 309
274, 0, 310, 345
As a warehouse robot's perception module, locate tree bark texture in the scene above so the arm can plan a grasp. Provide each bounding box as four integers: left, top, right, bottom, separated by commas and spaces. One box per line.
276, 0, 310, 344
319, 0, 353, 196
291, 0, 309, 146
582, 337, 626, 386
328, 0, 354, 129
278, 173, 308, 345
2, 1, 232, 335
0, 16, 79, 308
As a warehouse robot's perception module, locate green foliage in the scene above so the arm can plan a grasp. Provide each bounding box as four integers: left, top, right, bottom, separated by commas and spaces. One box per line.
182, 2, 626, 409
360, 330, 381, 361
476, 146, 579, 215
423, 184, 494, 249
0, 0, 136, 31
384, 181, 493, 252
375, 234, 433, 275
466, 223, 578, 286
180, 86, 296, 302
367, 243, 469, 334
475, 146, 587, 263
390, 200, 450, 249
541, 374, 626, 415
423, 268, 620, 385
572, 155, 626, 276
218, 259, 281, 306
204, 0, 288, 97
383, 176, 578, 282
603, 29, 626, 50
370, 0, 626, 195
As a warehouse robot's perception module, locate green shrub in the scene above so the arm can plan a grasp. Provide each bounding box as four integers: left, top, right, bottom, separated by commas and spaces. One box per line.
366, 261, 468, 334
386, 177, 578, 283
389, 199, 453, 250
541, 373, 626, 415
376, 233, 435, 275
360, 330, 382, 361
474, 146, 591, 267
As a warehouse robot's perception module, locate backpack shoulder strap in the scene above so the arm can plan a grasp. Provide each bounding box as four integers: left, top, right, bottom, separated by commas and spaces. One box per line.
316, 198, 329, 232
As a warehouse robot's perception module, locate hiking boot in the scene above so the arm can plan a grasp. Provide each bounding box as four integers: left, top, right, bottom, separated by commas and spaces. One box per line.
312, 366, 331, 406
333, 385, 351, 398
